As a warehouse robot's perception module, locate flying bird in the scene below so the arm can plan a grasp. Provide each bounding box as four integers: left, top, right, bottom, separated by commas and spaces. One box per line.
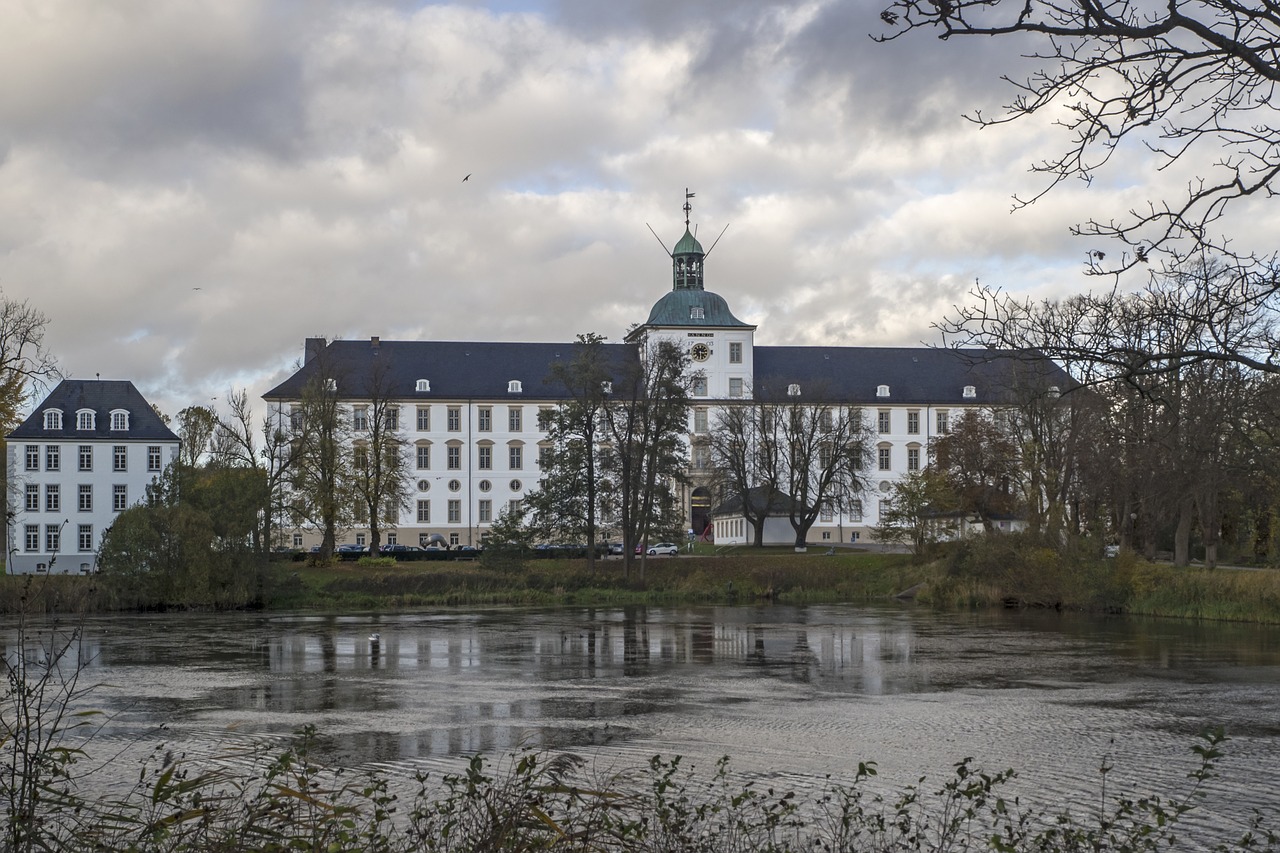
462, 174, 471, 182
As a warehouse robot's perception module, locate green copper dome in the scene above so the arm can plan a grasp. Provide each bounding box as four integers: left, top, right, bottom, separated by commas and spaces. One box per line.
673, 227, 704, 256
643, 289, 752, 328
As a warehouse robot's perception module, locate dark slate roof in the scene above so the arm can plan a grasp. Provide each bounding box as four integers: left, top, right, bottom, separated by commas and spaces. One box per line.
752, 346, 1073, 405
262, 339, 640, 401
642, 289, 753, 329
8, 379, 180, 442
711, 486, 812, 518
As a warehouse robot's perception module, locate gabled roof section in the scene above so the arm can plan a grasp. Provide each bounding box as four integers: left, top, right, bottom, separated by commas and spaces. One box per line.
711, 486, 814, 518
262, 339, 640, 402
8, 379, 180, 442
752, 346, 1073, 405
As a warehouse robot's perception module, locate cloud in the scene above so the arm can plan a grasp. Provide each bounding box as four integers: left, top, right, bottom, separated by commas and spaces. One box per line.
0, 0, 1216, 419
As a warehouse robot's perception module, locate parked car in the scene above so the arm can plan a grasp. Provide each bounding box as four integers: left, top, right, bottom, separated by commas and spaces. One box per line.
646, 542, 679, 556
336, 544, 366, 554
608, 542, 625, 556
380, 543, 422, 554
1103, 544, 1120, 558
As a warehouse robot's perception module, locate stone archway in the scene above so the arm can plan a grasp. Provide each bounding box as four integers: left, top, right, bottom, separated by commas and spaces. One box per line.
691, 486, 713, 541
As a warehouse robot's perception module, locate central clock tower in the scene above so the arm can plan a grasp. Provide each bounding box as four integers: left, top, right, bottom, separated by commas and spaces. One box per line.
629, 194, 756, 400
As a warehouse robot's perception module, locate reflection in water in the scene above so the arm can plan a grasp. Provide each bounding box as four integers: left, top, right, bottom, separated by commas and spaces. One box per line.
4, 604, 1280, 829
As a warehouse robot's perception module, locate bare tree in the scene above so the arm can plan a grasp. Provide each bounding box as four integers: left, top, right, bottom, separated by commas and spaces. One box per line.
212, 388, 308, 554
351, 355, 410, 554
286, 355, 356, 560
0, 293, 59, 430
601, 334, 693, 580
880, 0, 1280, 271
524, 334, 614, 569
706, 398, 781, 548
771, 386, 873, 550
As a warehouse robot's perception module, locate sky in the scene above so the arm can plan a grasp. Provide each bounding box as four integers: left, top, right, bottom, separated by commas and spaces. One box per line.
2, 0, 1275, 419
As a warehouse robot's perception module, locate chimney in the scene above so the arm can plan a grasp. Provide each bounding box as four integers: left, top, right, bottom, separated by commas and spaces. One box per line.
304, 337, 327, 364
371, 336, 380, 349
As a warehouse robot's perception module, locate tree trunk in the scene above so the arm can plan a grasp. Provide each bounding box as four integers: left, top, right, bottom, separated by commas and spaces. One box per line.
1173, 496, 1194, 567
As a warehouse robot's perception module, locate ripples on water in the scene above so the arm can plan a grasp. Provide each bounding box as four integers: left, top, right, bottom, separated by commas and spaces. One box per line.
5, 604, 1280, 841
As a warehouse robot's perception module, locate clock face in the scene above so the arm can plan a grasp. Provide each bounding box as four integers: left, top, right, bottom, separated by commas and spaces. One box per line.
690, 343, 711, 362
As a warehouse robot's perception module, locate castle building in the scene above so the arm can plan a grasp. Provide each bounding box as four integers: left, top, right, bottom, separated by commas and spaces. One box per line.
264, 201, 1061, 550
5, 380, 181, 574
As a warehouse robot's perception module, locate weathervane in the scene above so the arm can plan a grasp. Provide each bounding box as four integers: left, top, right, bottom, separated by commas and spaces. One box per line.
684, 188, 695, 227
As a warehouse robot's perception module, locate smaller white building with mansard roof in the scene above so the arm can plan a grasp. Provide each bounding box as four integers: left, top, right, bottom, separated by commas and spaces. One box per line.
6, 379, 180, 575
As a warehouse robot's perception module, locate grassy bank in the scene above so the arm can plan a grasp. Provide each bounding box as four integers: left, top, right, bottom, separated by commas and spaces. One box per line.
4, 542, 1280, 624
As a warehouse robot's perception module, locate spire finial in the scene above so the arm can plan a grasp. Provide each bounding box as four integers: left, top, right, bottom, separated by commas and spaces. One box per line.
683, 188, 695, 228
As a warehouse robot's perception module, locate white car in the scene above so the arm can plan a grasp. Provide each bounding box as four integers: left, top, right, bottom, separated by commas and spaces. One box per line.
647, 542, 679, 556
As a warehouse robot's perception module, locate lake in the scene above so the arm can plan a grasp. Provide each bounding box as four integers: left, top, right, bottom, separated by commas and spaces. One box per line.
8, 604, 1280, 839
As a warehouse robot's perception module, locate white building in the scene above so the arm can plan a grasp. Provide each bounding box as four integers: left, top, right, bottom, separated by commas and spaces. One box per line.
5, 380, 181, 574
264, 203, 1066, 550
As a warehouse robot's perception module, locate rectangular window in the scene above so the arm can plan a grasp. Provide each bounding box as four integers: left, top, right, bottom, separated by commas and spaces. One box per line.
112, 484, 127, 512
79, 485, 92, 512
78, 525, 93, 552
693, 409, 708, 434
353, 406, 369, 431
416, 445, 430, 470
292, 533, 303, 549
112, 411, 128, 431
113, 445, 127, 472
447, 407, 461, 431
819, 444, 833, 468
477, 407, 492, 432
692, 376, 708, 396
538, 445, 552, 470
45, 485, 60, 512
46, 446, 60, 471
478, 500, 492, 523
820, 503, 834, 522
907, 411, 920, 434
79, 445, 93, 471
879, 499, 890, 521
729, 342, 742, 364
147, 446, 162, 472
25, 445, 39, 471
417, 499, 430, 523
937, 411, 949, 434
728, 378, 744, 398
537, 408, 553, 432
692, 445, 710, 470
446, 445, 460, 469
447, 499, 461, 524
850, 500, 863, 523
509, 445, 523, 470
24, 484, 39, 511
289, 407, 303, 433
508, 499, 522, 517
382, 500, 397, 524
508, 407, 522, 432
417, 406, 430, 431
819, 409, 833, 430
24, 525, 38, 552
877, 410, 891, 434
386, 407, 399, 430
908, 447, 921, 471
878, 447, 891, 471
77, 411, 93, 430
45, 525, 60, 553
478, 446, 492, 470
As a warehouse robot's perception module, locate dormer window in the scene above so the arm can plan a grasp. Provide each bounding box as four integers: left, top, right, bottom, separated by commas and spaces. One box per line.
876, 385, 890, 397
325, 378, 338, 392
43, 410, 62, 430
416, 379, 431, 392
690, 306, 705, 320
508, 380, 522, 393
601, 381, 612, 394
787, 384, 801, 397
963, 385, 977, 398
76, 410, 95, 430
1048, 385, 1061, 398
111, 410, 130, 431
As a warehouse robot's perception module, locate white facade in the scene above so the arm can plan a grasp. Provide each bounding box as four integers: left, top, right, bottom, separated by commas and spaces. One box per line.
6, 380, 180, 574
